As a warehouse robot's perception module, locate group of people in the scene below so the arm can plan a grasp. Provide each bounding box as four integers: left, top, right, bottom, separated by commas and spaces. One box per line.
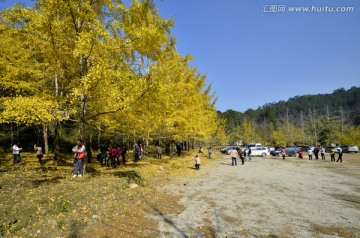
97, 144, 128, 167
229, 147, 251, 166
296, 146, 343, 162
12, 142, 44, 166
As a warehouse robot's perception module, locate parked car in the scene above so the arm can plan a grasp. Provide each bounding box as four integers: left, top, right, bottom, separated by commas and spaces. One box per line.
249, 147, 269, 157
300, 145, 315, 152
341, 145, 359, 153
220, 147, 229, 154
266, 146, 275, 152
247, 143, 262, 149
270, 147, 284, 156
285, 146, 300, 157
325, 146, 341, 153
225, 146, 241, 155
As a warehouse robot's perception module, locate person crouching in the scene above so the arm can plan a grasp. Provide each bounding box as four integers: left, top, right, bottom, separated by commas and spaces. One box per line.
194, 155, 201, 170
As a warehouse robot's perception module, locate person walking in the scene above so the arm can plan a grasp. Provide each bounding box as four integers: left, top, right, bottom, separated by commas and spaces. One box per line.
281, 148, 286, 160
308, 148, 313, 160
230, 147, 238, 166
320, 146, 325, 160
72, 139, 85, 178
12, 142, 22, 166
34, 143, 43, 166
336, 148, 343, 163
194, 155, 201, 170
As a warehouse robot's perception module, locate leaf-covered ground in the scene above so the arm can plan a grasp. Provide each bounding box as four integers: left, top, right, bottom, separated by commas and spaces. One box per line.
0, 150, 210, 237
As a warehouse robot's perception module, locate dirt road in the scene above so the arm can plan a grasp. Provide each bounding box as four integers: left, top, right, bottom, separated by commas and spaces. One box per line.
151, 154, 360, 237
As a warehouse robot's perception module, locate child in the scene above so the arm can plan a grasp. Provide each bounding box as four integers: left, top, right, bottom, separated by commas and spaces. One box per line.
194, 155, 201, 170
308, 148, 313, 160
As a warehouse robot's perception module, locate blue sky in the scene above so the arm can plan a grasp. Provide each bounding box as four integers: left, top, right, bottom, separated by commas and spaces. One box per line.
1, 0, 360, 112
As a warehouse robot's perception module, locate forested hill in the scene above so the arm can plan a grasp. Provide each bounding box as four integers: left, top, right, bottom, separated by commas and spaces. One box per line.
219, 86, 360, 131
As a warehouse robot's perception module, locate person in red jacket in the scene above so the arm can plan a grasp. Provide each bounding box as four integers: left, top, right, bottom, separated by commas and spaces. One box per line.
72, 139, 85, 178
108, 146, 117, 168
298, 150, 304, 159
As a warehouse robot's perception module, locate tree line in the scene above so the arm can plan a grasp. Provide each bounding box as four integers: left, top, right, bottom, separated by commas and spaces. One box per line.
0, 0, 225, 157
219, 87, 360, 147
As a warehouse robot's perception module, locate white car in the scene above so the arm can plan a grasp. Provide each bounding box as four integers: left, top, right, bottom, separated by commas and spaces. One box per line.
249, 147, 269, 157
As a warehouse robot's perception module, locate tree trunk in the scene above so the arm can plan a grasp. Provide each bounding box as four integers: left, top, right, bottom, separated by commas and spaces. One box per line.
79, 92, 86, 142
53, 120, 60, 160
97, 127, 101, 152
43, 123, 49, 156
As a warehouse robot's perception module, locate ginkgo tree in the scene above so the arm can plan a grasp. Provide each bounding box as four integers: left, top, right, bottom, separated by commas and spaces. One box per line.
0, 0, 224, 156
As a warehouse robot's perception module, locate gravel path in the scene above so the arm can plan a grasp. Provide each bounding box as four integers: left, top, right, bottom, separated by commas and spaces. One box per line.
152, 155, 360, 238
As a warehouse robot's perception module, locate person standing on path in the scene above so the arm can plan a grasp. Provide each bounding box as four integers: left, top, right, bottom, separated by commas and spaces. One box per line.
308, 148, 313, 160
230, 147, 238, 166
330, 148, 336, 162
157, 146, 162, 159
314, 146, 319, 160
12, 142, 22, 166
34, 144, 43, 166
72, 139, 85, 178
237, 148, 245, 165
281, 148, 286, 160
320, 146, 325, 160
248, 147, 252, 161
208, 146, 213, 159
194, 155, 201, 170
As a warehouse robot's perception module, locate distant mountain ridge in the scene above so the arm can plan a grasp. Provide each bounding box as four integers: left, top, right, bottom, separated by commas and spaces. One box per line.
219, 86, 360, 129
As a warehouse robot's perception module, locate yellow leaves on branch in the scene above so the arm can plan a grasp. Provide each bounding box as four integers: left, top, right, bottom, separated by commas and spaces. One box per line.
0, 96, 66, 125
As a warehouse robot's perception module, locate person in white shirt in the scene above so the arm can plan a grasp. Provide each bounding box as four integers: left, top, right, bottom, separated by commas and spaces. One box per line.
320, 146, 325, 160
308, 148, 313, 160
12, 142, 22, 166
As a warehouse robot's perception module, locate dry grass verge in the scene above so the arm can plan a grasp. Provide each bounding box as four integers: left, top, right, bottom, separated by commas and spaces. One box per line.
0, 150, 213, 237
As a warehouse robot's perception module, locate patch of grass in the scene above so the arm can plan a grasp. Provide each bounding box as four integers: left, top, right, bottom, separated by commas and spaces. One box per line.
0, 150, 215, 237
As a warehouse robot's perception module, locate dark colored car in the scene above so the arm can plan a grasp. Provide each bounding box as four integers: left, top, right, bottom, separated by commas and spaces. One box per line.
285, 146, 300, 156
300, 145, 315, 152
270, 147, 284, 156
221, 146, 241, 155
220, 147, 229, 154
